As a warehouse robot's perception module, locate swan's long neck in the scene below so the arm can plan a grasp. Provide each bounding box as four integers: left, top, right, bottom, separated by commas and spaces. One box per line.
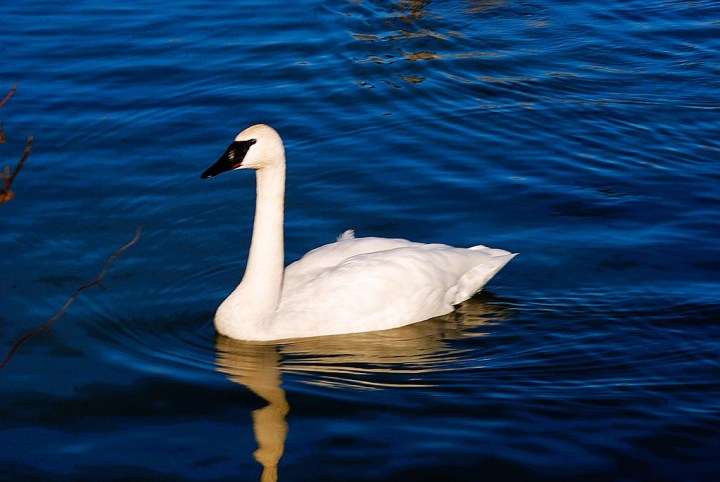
242, 163, 286, 313
216, 161, 286, 336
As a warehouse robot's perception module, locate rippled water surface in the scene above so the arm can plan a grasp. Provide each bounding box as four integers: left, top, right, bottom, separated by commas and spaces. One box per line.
2, 1, 720, 480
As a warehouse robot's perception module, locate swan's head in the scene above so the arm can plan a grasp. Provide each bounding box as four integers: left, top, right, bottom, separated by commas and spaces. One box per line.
201, 124, 285, 179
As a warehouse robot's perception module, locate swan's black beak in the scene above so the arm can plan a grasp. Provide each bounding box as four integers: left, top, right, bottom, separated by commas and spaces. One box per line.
201, 139, 256, 179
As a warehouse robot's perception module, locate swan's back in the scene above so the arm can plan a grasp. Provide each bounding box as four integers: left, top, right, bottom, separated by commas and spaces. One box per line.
284, 232, 432, 278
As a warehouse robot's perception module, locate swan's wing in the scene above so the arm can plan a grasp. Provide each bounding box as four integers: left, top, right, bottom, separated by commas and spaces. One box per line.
275, 245, 515, 338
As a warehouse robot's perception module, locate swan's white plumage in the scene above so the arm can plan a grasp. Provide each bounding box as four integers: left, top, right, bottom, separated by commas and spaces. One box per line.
202, 124, 516, 341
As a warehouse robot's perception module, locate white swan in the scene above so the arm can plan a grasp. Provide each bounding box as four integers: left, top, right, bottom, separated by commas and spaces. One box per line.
201, 124, 516, 341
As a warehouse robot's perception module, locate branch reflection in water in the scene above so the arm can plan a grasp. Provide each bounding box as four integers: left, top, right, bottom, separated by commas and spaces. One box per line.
214, 294, 511, 482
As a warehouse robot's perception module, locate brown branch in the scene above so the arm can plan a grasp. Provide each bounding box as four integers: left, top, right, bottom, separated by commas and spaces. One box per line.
0, 136, 33, 204
0, 226, 142, 370
0, 83, 18, 110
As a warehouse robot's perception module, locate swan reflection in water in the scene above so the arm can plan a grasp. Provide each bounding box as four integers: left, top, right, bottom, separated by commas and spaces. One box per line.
214, 294, 510, 482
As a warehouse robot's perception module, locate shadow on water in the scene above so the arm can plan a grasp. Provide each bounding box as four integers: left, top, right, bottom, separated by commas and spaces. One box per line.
214, 294, 511, 482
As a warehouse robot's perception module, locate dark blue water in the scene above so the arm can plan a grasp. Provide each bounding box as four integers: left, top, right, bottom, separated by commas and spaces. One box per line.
2, 0, 719, 480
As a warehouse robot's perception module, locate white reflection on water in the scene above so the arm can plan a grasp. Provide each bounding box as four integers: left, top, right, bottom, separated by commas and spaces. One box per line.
214, 296, 509, 481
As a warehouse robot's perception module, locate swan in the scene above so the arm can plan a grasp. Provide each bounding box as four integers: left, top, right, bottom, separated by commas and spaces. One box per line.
201, 124, 516, 341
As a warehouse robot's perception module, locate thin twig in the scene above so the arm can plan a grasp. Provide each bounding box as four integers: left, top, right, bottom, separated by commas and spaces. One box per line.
0, 226, 142, 370
0, 84, 18, 110
0, 136, 33, 204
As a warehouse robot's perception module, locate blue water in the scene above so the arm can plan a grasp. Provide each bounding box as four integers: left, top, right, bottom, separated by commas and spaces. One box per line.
2, 0, 720, 480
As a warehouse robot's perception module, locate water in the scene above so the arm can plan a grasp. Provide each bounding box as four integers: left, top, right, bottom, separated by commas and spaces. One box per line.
1, 0, 719, 480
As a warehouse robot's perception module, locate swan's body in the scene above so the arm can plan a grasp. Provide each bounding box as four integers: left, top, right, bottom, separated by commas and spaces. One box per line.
202, 124, 516, 341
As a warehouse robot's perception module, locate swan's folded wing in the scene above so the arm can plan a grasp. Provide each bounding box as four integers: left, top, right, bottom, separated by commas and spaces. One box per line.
275, 245, 514, 338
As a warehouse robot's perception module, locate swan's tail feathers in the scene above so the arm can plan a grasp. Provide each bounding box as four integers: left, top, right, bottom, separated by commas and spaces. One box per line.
337, 229, 355, 241
450, 251, 517, 305
468, 245, 515, 256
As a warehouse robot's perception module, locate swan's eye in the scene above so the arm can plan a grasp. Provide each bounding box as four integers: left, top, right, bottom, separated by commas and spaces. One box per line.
249, 139, 257, 145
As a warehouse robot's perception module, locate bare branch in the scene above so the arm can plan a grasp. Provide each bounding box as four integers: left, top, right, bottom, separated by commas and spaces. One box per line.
0, 83, 18, 110
0, 136, 33, 204
0, 226, 143, 370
